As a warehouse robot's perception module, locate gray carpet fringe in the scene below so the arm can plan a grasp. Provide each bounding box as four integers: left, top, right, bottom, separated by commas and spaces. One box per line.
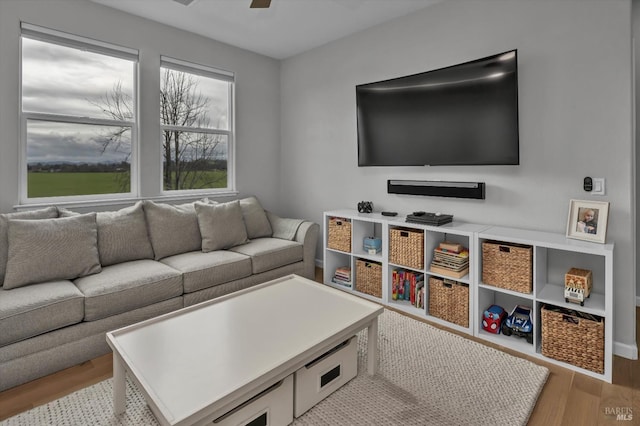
2, 309, 549, 426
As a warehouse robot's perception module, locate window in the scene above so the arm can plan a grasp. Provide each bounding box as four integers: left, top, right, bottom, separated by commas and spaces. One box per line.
160, 57, 234, 192
20, 23, 138, 201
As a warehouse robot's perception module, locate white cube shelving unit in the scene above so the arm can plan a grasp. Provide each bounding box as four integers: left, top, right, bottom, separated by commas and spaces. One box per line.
322, 210, 614, 382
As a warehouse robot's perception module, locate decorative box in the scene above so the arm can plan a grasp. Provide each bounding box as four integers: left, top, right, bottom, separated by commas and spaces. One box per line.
564, 267, 593, 306
363, 237, 382, 254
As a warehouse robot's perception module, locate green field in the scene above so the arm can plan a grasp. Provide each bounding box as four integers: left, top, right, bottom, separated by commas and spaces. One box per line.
28, 170, 227, 197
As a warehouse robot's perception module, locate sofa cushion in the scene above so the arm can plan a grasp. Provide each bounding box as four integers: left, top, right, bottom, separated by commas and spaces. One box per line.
97, 202, 154, 266
0, 206, 58, 286
239, 197, 272, 239
195, 201, 248, 252
266, 211, 304, 241
0, 280, 84, 346
3, 213, 101, 290
74, 259, 183, 321
144, 201, 202, 260
161, 250, 252, 294
229, 238, 304, 274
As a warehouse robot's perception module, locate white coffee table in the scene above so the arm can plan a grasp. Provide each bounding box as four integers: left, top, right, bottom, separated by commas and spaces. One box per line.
106, 274, 383, 426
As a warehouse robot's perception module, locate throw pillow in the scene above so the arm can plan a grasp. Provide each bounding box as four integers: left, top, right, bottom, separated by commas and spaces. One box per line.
143, 201, 202, 259
3, 213, 101, 289
0, 206, 58, 286
195, 200, 248, 252
239, 197, 273, 239
96, 202, 154, 266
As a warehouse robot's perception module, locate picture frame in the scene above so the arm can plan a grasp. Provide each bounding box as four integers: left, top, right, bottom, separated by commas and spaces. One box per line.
566, 199, 610, 244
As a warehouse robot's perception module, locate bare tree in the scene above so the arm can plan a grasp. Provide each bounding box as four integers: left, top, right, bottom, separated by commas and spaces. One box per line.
94, 70, 226, 191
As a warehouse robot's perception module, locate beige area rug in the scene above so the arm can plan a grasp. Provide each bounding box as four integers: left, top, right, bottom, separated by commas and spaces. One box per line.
2, 309, 548, 426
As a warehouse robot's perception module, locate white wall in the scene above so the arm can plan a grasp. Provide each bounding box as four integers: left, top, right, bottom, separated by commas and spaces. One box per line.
281, 0, 637, 354
0, 0, 282, 213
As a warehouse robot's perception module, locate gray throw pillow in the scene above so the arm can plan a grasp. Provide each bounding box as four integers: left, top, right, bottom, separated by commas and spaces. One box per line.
97, 202, 154, 266
239, 197, 273, 239
3, 213, 101, 290
195, 200, 248, 252
143, 201, 202, 260
0, 206, 58, 286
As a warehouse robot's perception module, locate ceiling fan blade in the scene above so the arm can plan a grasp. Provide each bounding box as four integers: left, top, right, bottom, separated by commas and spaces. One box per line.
250, 0, 271, 8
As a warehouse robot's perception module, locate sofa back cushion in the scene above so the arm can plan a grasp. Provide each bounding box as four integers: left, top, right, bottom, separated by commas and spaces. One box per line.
3, 213, 101, 289
239, 197, 272, 239
97, 202, 154, 266
0, 206, 58, 286
144, 201, 202, 260
195, 200, 249, 252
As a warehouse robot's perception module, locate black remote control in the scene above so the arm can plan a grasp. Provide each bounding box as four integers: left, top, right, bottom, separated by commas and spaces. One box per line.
381, 211, 398, 217
412, 211, 426, 216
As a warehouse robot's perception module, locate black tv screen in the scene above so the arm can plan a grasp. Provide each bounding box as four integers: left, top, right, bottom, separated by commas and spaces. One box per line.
356, 50, 519, 166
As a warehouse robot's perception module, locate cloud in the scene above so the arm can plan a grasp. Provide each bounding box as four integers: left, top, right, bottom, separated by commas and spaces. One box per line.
27, 122, 131, 164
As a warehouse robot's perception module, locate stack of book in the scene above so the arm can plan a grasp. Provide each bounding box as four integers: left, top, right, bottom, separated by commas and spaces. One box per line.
391, 269, 425, 309
332, 266, 352, 288
430, 241, 469, 278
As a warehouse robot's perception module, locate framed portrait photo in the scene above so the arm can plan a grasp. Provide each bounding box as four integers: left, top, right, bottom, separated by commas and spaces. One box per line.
566, 199, 610, 243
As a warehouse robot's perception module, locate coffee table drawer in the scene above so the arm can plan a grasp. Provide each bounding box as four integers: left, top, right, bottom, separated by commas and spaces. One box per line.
294, 335, 358, 417
212, 374, 293, 426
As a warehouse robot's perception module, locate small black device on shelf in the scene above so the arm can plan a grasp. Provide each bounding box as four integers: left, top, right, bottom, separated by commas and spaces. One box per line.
357, 201, 373, 213
381, 211, 398, 217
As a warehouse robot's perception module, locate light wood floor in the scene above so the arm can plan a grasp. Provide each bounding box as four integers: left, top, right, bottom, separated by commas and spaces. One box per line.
1, 268, 638, 425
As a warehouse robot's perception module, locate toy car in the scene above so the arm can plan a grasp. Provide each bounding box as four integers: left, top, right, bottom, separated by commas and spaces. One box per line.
501, 305, 533, 344
482, 304, 506, 334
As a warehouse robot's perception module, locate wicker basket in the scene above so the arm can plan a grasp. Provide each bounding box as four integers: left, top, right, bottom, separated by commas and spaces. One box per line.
327, 217, 351, 252
389, 227, 424, 270
355, 259, 382, 298
482, 241, 533, 293
428, 277, 469, 327
541, 305, 604, 374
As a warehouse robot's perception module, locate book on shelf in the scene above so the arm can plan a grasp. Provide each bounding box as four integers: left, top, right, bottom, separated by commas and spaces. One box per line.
331, 277, 352, 287
391, 268, 424, 305
439, 241, 463, 253
429, 264, 469, 279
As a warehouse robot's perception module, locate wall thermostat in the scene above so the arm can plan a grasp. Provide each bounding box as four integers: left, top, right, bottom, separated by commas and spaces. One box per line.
583, 177, 593, 192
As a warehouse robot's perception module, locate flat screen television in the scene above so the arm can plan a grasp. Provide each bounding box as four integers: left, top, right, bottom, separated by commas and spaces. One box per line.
356, 50, 519, 166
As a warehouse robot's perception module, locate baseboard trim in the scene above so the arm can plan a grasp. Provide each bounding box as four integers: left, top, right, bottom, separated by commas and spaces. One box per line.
614, 341, 639, 360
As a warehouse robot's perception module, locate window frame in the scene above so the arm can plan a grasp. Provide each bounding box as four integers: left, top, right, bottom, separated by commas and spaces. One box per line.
159, 56, 236, 195
19, 23, 140, 205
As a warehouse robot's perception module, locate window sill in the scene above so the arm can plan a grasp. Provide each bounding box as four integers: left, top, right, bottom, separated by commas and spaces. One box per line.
13, 190, 239, 212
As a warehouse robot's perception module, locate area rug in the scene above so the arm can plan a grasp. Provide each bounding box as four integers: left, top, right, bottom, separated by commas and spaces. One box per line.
2, 309, 548, 426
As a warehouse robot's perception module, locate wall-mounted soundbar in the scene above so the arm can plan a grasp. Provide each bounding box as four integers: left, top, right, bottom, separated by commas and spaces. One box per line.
387, 180, 485, 199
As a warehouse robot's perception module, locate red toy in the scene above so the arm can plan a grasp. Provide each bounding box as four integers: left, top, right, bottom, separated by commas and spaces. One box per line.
482, 304, 506, 334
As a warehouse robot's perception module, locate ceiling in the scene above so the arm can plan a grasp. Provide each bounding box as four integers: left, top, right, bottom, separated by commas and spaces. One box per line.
91, 0, 443, 59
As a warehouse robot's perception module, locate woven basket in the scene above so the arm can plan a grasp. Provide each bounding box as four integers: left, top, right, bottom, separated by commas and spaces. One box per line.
428, 277, 469, 327
541, 305, 604, 374
482, 241, 532, 293
327, 217, 351, 252
389, 228, 424, 270
355, 259, 382, 298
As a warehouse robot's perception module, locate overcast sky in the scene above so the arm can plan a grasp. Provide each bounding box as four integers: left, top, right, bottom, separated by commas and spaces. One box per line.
23, 37, 229, 164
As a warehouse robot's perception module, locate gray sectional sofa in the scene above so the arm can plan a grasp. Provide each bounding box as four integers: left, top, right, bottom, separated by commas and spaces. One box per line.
0, 197, 318, 391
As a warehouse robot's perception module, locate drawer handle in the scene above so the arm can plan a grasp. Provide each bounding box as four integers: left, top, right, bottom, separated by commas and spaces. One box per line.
320, 365, 341, 389
401, 231, 409, 237
305, 339, 350, 369
499, 246, 511, 253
